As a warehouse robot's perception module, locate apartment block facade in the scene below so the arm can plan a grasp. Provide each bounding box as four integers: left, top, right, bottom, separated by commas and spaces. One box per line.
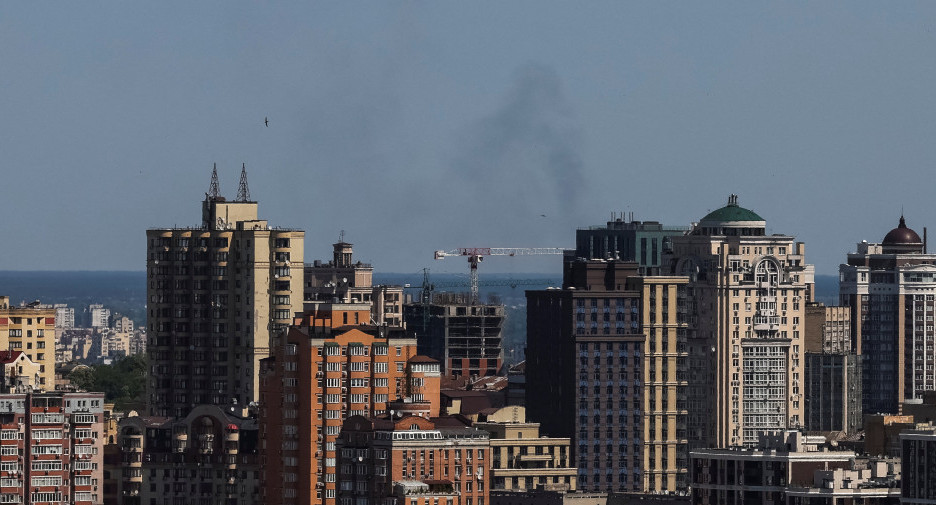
526, 260, 645, 493
145, 170, 304, 417
0, 298, 56, 390
901, 427, 936, 504
404, 293, 505, 378
473, 406, 577, 494
259, 306, 439, 505
840, 216, 936, 414
305, 241, 405, 328
0, 392, 105, 505
633, 276, 690, 493
665, 195, 813, 448
573, 216, 688, 274
336, 413, 490, 505
690, 431, 854, 505
115, 405, 259, 505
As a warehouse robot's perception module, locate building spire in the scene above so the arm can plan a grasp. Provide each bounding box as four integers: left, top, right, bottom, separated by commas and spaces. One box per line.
237, 163, 251, 202
208, 163, 220, 199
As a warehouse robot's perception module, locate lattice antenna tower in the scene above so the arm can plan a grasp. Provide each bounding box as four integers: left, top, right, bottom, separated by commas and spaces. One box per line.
207, 163, 221, 199
237, 163, 251, 202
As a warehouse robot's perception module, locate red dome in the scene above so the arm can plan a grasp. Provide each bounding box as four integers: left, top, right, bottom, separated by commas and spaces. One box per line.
883, 216, 922, 245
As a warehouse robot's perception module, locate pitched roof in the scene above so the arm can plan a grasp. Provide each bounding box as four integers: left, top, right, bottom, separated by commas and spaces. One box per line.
0, 351, 23, 364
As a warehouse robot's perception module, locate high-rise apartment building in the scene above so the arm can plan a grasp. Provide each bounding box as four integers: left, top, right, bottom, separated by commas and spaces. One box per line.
573, 216, 687, 274
805, 303, 851, 354
665, 195, 813, 448
632, 276, 690, 493
803, 303, 862, 434
0, 297, 56, 390
0, 392, 105, 505
526, 260, 645, 493
259, 303, 438, 505
840, 216, 936, 414
145, 167, 305, 417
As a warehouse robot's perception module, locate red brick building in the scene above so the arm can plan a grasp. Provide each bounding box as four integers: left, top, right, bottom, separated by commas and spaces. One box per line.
337, 410, 490, 505
260, 304, 441, 505
0, 391, 105, 505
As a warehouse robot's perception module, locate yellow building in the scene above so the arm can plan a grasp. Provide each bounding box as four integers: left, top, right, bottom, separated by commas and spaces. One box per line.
474, 406, 578, 493
632, 276, 690, 492
145, 166, 305, 417
667, 195, 814, 448
0, 297, 56, 390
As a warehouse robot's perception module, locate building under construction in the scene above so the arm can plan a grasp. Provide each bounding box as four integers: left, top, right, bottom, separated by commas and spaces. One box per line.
403, 292, 505, 377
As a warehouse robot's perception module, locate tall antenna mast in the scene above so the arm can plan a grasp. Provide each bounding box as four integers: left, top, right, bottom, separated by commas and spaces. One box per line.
237, 163, 251, 202
208, 163, 220, 199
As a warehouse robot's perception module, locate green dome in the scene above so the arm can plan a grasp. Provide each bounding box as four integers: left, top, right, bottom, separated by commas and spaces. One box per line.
700, 195, 764, 223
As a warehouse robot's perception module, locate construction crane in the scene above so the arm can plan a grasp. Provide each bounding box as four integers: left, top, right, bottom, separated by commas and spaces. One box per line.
433, 247, 566, 303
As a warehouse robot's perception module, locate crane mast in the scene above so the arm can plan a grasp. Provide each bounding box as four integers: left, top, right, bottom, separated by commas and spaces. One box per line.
433, 247, 566, 303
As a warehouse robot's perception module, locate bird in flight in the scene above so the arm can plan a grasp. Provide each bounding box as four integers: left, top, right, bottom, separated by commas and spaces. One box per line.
264, 117, 269, 127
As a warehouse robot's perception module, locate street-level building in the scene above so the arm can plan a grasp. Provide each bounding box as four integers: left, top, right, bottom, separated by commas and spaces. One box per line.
901, 426, 936, 504
784, 458, 900, 505
690, 431, 854, 505
145, 166, 304, 417
305, 241, 405, 328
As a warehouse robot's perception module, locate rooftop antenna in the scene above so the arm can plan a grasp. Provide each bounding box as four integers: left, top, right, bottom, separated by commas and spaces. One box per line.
236, 163, 251, 202
208, 163, 220, 199
339, 229, 345, 243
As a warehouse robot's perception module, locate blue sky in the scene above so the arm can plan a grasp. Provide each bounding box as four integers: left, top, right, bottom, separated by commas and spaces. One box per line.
2, 3, 935, 277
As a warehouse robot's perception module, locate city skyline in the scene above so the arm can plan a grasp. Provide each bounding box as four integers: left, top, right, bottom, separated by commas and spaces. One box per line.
4, 3, 936, 279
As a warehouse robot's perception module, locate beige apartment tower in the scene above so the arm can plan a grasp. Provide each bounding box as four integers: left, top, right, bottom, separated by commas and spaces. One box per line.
145, 166, 304, 417
666, 195, 813, 448
634, 276, 690, 492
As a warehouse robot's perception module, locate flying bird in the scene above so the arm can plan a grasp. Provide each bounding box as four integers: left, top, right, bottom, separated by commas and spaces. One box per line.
264, 117, 269, 127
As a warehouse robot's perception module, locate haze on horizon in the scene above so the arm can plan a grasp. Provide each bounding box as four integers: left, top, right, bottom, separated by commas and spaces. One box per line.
2, 2, 935, 277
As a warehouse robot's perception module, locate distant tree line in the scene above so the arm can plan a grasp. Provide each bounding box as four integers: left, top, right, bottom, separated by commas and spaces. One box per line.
67, 354, 146, 412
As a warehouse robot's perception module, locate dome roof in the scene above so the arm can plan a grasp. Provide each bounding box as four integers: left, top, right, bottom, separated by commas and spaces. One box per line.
883, 216, 922, 245
699, 195, 764, 223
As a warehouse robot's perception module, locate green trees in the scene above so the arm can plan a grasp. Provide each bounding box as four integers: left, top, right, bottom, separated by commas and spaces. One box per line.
67, 354, 146, 412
